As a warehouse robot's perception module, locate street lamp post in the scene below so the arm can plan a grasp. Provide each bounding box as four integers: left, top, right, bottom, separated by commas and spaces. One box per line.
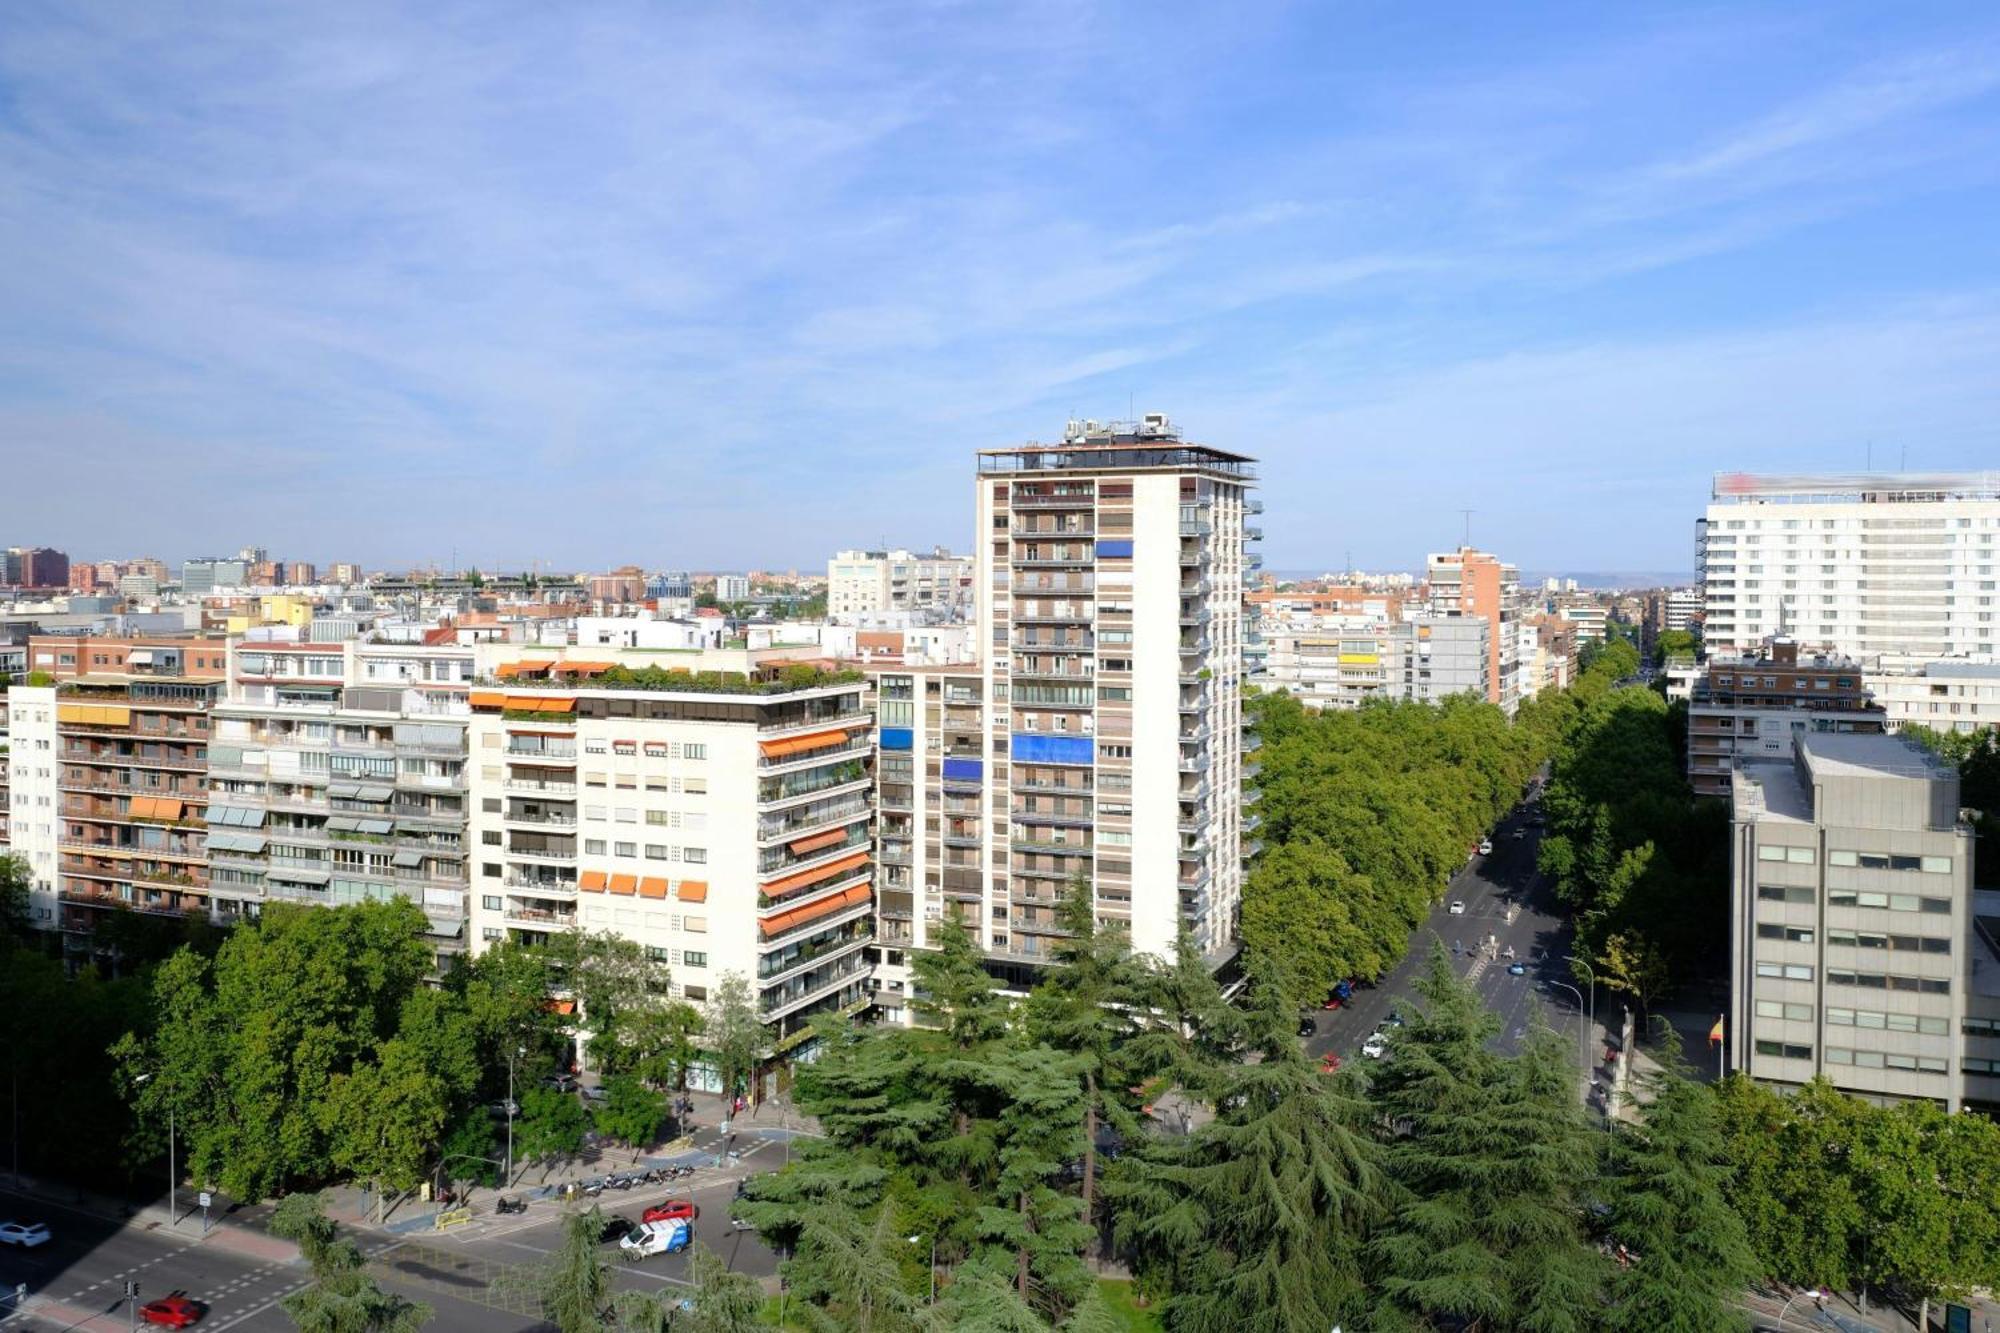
133, 1073, 175, 1227
504, 1045, 523, 1188
1547, 981, 1589, 1105
1776, 1288, 1824, 1328
1564, 954, 1597, 1046
906, 1234, 936, 1306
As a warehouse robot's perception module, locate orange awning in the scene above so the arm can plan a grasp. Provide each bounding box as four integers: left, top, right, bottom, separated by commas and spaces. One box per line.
676, 879, 708, 903
637, 876, 669, 899
129, 796, 159, 819
762, 849, 868, 897
553, 661, 616, 676
608, 873, 638, 896
788, 827, 849, 856
545, 999, 577, 1015
505, 695, 575, 713
154, 798, 184, 821
760, 883, 871, 939
757, 727, 853, 759
469, 690, 507, 709
578, 871, 608, 892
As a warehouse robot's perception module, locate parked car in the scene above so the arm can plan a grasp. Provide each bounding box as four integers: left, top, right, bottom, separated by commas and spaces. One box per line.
1477, 839, 1493, 855
1361, 1033, 1389, 1060
582, 1084, 611, 1104
544, 1073, 578, 1093
620, 1219, 692, 1258
1384, 1008, 1404, 1028
642, 1201, 698, 1225
0, 1221, 50, 1247
488, 1098, 520, 1118
140, 1295, 203, 1328
1507, 961, 1528, 976
598, 1215, 639, 1243
1296, 1014, 1316, 1038
1448, 900, 1466, 916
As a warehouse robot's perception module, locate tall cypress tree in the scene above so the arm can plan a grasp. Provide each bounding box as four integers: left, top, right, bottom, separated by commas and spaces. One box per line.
1108, 957, 1380, 1333
1604, 1036, 1758, 1332
1366, 942, 1607, 1331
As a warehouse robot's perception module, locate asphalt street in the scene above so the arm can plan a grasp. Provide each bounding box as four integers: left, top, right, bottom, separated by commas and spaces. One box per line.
1302, 785, 1619, 1091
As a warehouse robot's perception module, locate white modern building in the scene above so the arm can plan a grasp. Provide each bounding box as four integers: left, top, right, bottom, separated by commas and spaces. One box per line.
1425, 547, 1522, 714
715, 575, 751, 602
462, 649, 876, 1069
1699, 472, 2000, 665
1259, 616, 1488, 711
1872, 659, 2000, 736
3, 685, 59, 925
827, 548, 973, 618
1666, 587, 1703, 633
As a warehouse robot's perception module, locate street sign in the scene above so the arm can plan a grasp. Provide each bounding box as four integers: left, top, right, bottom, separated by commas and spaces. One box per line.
198, 1191, 212, 1208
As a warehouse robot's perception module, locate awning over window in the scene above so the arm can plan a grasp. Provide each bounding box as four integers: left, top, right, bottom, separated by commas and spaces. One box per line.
757, 728, 854, 760
356, 818, 393, 835
637, 877, 669, 899
788, 827, 850, 857
206, 831, 267, 854
469, 690, 507, 709
270, 867, 331, 885
578, 871, 608, 892
354, 785, 393, 802
759, 883, 870, 939
608, 873, 638, 896
676, 880, 708, 903
762, 850, 869, 898
505, 695, 575, 713
393, 850, 424, 868
325, 816, 362, 832
327, 782, 362, 798
128, 796, 161, 819
552, 661, 616, 676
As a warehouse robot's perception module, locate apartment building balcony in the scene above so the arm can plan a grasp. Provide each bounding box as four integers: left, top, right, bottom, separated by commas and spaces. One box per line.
505, 809, 577, 829
1179, 606, 1213, 629
1245, 526, 1264, 542
1177, 811, 1210, 835
1242, 733, 1264, 754
1247, 552, 1263, 570
506, 843, 577, 863
1009, 491, 1096, 508
1177, 837, 1208, 860
757, 798, 872, 846
877, 921, 915, 945
1010, 837, 1092, 856
1013, 552, 1097, 568
758, 927, 871, 987
760, 952, 875, 1021
1241, 760, 1262, 781
59, 748, 204, 772
505, 742, 577, 762
1011, 778, 1092, 796
757, 734, 874, 773
1012, 517, 1096, 537
504, 775, 578, 795
1242, 784, 1263, 806
59, 886, 199, 920
1243, 812, 1264, 835
1242, 838, 1265, 859
503, 904, 577, 929
1178, 636, 1213, 657
1246, 498, 1264, 515
1014, 608, 1094, 625
758, 832, 869, 880
1179, 722, 1211, 746
1177, 864, 1212, 892
1180, 518, 1213, 537
504, 872, 576, 892
1178, 748, 1211, 774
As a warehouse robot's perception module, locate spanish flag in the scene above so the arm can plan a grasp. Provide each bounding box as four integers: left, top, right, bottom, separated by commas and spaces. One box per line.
1708, 1014, 1725, 1045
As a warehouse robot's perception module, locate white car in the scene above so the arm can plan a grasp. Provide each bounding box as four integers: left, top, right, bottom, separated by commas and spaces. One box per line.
619, 1218, 691, 1258
1448, 900, 1466, 916
1361, 1034, 1389, 1060
0, 1221, 50, 1247
1477, 839, 1493, 855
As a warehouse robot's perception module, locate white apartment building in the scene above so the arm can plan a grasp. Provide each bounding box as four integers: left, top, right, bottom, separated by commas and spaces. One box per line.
4, 686, 59, 925
967, 415, 1257, 969
1699, 472, 2000, 666
462, 650, 875, 1068
1559, 605, 1608, 643
1666, 587, 1703, 633
205, 640, 476, 963
1872, 659, 2000, 736
827, 548, 973, 618
1259, 616, 1489, 711
1730, 733, 1995, 1112
1425, 547, 1522, 715
715, 575, 751, 602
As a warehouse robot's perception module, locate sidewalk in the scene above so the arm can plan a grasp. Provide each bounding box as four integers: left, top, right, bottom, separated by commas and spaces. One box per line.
0, 1172, 300, 1264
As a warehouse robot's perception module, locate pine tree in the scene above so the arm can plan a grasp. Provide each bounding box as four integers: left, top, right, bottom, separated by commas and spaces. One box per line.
1108, 958, 1380, 1333
270, 1192, 432, 1333
1605, 1036, 1758, 1332
1366, 942, 1607, 1332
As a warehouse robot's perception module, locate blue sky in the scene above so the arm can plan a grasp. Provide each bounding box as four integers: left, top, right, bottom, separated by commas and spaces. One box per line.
2, 2, 1998, 575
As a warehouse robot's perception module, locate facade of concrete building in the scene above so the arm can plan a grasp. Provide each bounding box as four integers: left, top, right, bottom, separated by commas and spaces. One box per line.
1259, 616, 1487, 711
1699, 472, 2000, 663
1729, 733, 1992, 1112
0, 637, 230, 947
205, 641, 474, 962
827, 548, 973, 618
1558, 604, 1608, 643
1666, 587, 1703, 633
463, 652, 875, 1068
715, 574, 751, 602
589, 567, 648, 605
1387, 617, 1490, 703
1688, 639, 1886, 797
1872, 659, 2000, 736
8, 548, 71, 590
865, 664, 986, 1023
1425, 547, 1520, 714
971, 415, 1256, 969
182, 557, 250, 595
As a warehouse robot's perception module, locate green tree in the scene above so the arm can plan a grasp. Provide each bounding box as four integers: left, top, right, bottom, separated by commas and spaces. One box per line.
322, 1036, 453, 1207
908, 916, 1007, 1049
527, 1206, 614, 1333
1604, 1036, 1758, 1331
1366, 945, 1605, 1331
1109, 959, 1380, 1332
1714, 1076, 1865, 1288
0, 851, 33, 942
271, 1192, 432, 1332
677, 1244, 772, 1332
593, 1075, 668, 1151
1653, 628, 1698, 666
514, 1087, 590, 1170
704, 972, 765, 1106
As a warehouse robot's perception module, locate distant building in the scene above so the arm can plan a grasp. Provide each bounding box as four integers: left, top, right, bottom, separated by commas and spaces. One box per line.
1688, 639, 1885, 798
5, 547, 70, 590
1425, 547, 1521, 713
715, 574, 751, 602
588, 566, 648, 605
182, 556, 250, 594
328, 563, 364, 586
1872, 660, 2000, 736
826, 547, 972, 617
1666, 587, 1703, 633
286, 561, 317, 586
1729, 733, 1994, 1114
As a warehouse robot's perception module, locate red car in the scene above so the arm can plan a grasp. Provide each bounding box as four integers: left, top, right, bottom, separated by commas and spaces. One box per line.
140, 1295, 203, 1328
1318, 1054, 1342, 1075
642, 1200, 698, 1225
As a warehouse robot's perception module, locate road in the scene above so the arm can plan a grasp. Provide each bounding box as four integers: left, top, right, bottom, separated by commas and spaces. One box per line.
1, 1132, 788, 1333
1302, 786, 1615, 1090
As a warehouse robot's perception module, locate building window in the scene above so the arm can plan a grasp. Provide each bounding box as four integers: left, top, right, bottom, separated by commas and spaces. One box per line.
585, 839, 607, 855
684, 847, 706, 864
646, 845, 668, 860
1755, 1000, 1813, 1021
614, 841, 637, 858
1753, 1040, 1812, 1060
682, 950, 707, 968
1757, 885, 1814, 903
482, 895, 503, 911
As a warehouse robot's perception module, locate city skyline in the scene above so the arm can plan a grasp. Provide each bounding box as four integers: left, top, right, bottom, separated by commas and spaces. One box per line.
4, 4, 1999, 570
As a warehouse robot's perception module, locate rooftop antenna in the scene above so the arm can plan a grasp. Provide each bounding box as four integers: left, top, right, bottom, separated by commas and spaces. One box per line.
1458, 509, 1475, 548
